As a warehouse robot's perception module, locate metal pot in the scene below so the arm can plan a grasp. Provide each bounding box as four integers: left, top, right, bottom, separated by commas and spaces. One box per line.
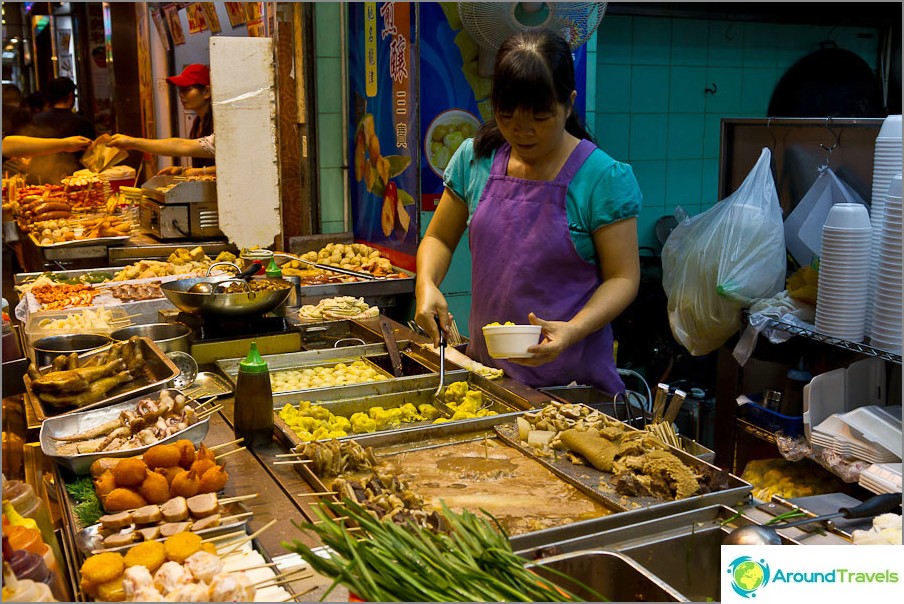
109, 323, 191, 354
33, 334, 112, 368
160, 276, 292, 317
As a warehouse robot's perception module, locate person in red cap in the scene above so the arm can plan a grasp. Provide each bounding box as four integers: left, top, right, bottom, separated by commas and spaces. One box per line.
107, 64, 215, 175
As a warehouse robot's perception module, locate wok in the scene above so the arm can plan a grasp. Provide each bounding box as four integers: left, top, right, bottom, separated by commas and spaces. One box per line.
160, 275, 292, 317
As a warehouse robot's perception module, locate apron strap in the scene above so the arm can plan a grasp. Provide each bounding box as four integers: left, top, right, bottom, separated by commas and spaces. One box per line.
554, 139, 596, 184
489, 144, 511, 176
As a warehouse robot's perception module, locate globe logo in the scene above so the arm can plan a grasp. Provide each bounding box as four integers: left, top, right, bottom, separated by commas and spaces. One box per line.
727, 556, 771, 598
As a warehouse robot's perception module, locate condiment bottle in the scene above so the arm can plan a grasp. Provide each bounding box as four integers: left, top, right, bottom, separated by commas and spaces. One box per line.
265, 258, 283, 279
2, 560, 56, 602
1, 482, 62, 573
233, 341, 274, 449
3, 530, 66, 600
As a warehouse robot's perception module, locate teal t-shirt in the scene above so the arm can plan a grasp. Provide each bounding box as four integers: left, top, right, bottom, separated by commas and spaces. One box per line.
443, 139, 642, 265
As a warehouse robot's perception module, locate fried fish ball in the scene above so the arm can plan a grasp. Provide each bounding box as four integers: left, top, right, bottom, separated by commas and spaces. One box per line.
170, 469, 201, 498
163, 532, 202, 564
137, 470, 170, 504
80, 551, 125, 587
190, 458, 216, 477
172, 439, 196, 469
113, 457, 148, 487
96, 575, 126, 602
143, 444, 182, 469
196, 443, 216, 463
94, 470, 117, 498
198, 465, 228, 493
156, 465, 183, 486
123, 540, 166, 574
200, 542, 218, 556
103, 488, 148, 512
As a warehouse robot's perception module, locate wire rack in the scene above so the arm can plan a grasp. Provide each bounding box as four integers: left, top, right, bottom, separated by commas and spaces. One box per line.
753, 316, 902, 365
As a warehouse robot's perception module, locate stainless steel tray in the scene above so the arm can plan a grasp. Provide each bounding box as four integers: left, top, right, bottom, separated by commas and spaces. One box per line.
75, 500, 252, 557
182, 371, 234, 401
29, 232, 131, 249
141, 174, 217, 204
24, 336, 181, 421
494, 416, 752, 517
14, 268, 119, 285
39, 388, 210, 475
273, 371, 534, 449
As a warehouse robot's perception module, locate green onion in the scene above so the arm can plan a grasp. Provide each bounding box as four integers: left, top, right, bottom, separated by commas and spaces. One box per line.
282, 498, 607, 602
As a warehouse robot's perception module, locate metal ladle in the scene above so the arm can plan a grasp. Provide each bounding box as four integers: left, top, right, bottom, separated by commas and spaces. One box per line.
187, 262, 260, 293
723, 493, 901, 545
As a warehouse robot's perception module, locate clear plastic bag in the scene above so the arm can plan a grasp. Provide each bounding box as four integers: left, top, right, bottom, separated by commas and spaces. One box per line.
662, 148, 787, 356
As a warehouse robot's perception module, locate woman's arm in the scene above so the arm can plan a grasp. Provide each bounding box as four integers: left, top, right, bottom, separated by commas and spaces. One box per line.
519, 217, 640, 366
2, 135, 91, 157
414, 189, 469, 344
106, 134, 214, 158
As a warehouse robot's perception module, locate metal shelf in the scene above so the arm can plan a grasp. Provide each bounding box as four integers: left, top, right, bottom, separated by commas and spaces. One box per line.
754, 317, 902, 365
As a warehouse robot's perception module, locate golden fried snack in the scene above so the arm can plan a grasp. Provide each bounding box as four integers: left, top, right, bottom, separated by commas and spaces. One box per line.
201, 542, 218, 556
80, 551, 125, 587
103, 488, 147, 512
94, 470, 117, 498
112, 457, 148, 487
172, 439, 196, 469
170, 469, 201, 498
190, 458, 216, 477
80, 575, 98, 598
137, 470, 170, 504
196, 443, 216, 463
156, 465, 183, 486
123, 540, 166, 574
96, 575, 125, 602
143, 443, 181, 469
199, 465, 228, 493
163, 532, 202, 564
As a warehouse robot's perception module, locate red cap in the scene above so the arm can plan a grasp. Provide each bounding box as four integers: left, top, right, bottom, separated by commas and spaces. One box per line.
166, 64, 210, 87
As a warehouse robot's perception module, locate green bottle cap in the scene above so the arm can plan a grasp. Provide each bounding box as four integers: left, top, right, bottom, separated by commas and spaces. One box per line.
265, 258, 282, 278
239, 341, 269, 373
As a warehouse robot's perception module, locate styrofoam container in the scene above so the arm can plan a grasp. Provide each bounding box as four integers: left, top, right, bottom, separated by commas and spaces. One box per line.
877, 115, 903, 139
482, 324, 542, 359
824, 203, 871, 229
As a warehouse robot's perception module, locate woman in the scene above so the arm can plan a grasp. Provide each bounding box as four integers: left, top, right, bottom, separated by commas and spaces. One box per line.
415, 30, 642, 395
107, 64, 214, 174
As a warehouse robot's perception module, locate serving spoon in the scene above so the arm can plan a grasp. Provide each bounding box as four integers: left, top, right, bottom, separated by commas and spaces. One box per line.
723, 492, 901, 545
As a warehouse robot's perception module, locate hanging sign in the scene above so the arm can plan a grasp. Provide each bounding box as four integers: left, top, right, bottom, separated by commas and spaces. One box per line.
186, 3, 208, 34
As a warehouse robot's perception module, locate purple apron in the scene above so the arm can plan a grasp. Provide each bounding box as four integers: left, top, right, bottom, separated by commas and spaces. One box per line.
466, 140, 624, 394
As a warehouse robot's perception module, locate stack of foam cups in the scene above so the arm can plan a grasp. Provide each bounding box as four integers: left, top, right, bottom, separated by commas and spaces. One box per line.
815, 203, 872, 342
865, 115, 902, 336
869, 173, 902, 353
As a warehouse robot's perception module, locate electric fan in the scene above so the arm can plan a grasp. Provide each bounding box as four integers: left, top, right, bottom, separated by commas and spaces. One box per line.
458, 2, 607, 76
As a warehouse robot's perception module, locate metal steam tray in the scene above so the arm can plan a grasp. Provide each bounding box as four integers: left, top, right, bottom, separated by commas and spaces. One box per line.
24, 336, 181, 422
493, 415, 752, 517
274, 370, 534, 448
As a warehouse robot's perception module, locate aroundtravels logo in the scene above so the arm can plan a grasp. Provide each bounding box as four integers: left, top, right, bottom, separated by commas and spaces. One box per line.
727, 556, 771, 598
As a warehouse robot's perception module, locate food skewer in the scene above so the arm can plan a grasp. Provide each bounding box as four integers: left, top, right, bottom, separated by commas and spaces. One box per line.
208, 438, 244, 451
219, 518, 278, 555
214, 446, 246, 461
295, 491, 337, 497
273, 452, 311, 458
202, 530, 247, 544
197, 404, 225, 420
252, 568, 315, 589
272, 459, 313, 465
219, 493, 259, 505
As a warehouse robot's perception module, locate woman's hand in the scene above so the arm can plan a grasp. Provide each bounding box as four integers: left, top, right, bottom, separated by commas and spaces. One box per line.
511, 312, 583, 366
156, 165, 184, 176
105, 134, 136, 149
414, 283, 450, 348
61, 136, 92, 152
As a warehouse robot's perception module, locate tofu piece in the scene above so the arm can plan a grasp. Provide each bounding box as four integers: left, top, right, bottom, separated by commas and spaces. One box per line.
160, 496, 189, 522
99, 511, 133, 531
186, 493, 219, 518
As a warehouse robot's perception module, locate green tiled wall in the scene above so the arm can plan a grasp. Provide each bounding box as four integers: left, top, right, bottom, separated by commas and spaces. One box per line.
314, 3, 346, 233
589, 14, 880, 251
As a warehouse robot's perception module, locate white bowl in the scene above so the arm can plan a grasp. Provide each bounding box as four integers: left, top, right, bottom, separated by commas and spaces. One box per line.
878, 115, 903, 139
424, 109, 481, 178
824, 203, 871, 230
482, 324, 542, 359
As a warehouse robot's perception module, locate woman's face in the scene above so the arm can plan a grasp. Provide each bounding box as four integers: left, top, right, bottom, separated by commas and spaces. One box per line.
178, 85, 211, 113
495, 95, 574, 162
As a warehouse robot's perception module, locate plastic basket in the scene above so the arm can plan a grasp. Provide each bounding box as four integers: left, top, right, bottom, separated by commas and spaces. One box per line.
739, 399, 805, 438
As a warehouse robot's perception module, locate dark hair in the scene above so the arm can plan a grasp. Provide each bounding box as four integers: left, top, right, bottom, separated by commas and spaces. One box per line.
473, 29, 593, 157
3, 84, 22, 107
44, 77, 76, 104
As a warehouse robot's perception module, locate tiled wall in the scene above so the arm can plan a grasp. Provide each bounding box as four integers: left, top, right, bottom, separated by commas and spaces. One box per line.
314, 3, 347, 235
589, 14, 880, 251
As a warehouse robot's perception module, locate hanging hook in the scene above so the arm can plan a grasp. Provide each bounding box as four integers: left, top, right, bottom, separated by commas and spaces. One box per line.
766, 116, 777, 151
819, 116, 841, 163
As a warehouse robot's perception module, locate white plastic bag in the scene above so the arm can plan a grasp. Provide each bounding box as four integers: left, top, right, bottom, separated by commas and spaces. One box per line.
662, 148, 787, 356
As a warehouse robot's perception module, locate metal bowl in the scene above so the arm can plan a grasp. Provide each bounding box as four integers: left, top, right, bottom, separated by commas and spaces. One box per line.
110, 322, 191, 354
33, 334, 112, 368
160, 276, 292, 317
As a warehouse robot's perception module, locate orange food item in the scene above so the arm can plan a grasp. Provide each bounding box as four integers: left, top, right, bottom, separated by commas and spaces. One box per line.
190, 458, 216, 476
143, 443, 182, 469
163, 532, 202, 564
196, 443, 216, 463
103, 488, 147, 512
137, 470, 170, 504
123, 540, 165, 573
170, 469, 201, 498
156, 466, 183, 486
172, 439, 196, 469
198, 465, 229, 493
112, 457, 148, 487
94, 470, 117, 498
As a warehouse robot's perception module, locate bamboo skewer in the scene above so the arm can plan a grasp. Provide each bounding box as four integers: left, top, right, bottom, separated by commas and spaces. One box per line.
214, 446, 246, 461
295, 491, 337, 497
202, 529, 247, 544
272, 459, 312, 465
219, 493, 259, 505
218, 511, 254, 524
254, 572, 316, 590
219, 519, 277, 555
252, 567, 315, 588
209, 438, 244, 451
197, 404, 225, 419
274, 452, 310, 458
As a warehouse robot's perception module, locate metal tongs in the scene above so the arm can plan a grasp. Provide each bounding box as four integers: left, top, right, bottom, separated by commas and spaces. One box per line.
242, 249, 382, 281
432, 315, 454, 418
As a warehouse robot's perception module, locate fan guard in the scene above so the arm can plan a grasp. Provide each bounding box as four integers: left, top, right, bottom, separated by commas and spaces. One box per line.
458, 2, 607, 52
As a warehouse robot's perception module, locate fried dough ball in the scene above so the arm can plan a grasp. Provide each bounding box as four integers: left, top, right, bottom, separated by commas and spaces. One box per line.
199, 465, 228, 493
201, 542, 218, 556
156, 465, 183, 486
103, 488, 147, 512
196, 443, 216, 463
173, 439, 196, 469
137, 470, 170, 504
190, 458, 216, 476
163, 532, 202, 564
80, 551, 125, 587
123, 540, 166, 574
94, 470, 117, 498
143, 443, 181, 469
80, 575, 98, 598
96, 575, 126, 602
170, 469, 201, 498
113, 457, 148, 487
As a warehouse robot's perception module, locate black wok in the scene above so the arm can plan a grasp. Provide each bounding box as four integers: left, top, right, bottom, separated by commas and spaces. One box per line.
160, 275, 292, 317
